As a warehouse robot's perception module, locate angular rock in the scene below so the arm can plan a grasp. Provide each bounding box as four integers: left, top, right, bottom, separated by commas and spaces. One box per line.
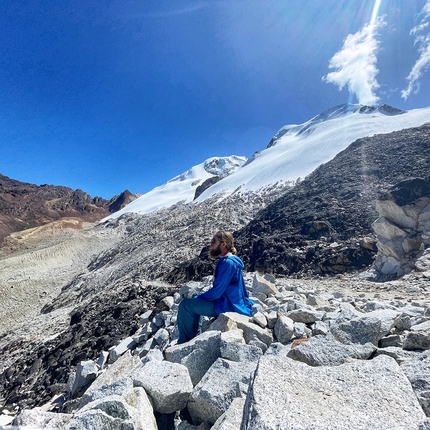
64, 408, 134, 430
293, 322, 309, 339
220, 329, 245, 344
265, 310, 278, 329
330, 309, 401, 345
165, 330, 221, 386
252, 274, 279, 297
79, 377, 134, 407
108, 337, 137, 364
220, 341, 263, 363
79, 351, 142, 408
307, 294, 330, 308
375, 346, 425, 364
78, 395, 135, 420
131, 359, 193, 414
208, 313, 273, 348
274, 315, 294, 345
187, 358, 257, 426
404, 320, 430, 351
139, 309, 153, 325
71, 360, 98, 398
401, 351, 430, 416
211, 397, 245, 430
15, 409, 72, 429
312, 320, 329, 336
265, 342, 290, 356
252, 312, 267, 328
153, 328, 170, 348
96, 351, 109, 370
287, 308, 324, 324
379, 334, 402, 348
242, 354, 427, 429
287, 333, 376, 366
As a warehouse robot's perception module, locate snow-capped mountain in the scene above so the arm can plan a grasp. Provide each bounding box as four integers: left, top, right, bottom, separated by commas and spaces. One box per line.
104, 155, 247, 219
196, 104, 430, 201
104, 104, 430, 220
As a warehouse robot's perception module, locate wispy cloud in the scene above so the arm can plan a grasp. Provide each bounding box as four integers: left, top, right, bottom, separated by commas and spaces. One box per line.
401, 0, 430, 100
323, 17, 386, 106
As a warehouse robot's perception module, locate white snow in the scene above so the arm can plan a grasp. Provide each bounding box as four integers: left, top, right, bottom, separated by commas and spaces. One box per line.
196, 104, 430, 200
103, 155, 247, 220
103, 104, 430, 221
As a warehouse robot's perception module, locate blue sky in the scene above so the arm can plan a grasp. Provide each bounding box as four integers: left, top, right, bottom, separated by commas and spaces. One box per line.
1, 0, 429, 199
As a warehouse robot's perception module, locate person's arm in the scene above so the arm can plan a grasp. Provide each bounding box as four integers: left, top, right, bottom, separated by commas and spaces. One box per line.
197, 258, 236, 301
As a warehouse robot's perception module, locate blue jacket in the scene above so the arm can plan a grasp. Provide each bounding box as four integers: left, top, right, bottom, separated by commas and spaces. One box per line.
197, 254, 254, 317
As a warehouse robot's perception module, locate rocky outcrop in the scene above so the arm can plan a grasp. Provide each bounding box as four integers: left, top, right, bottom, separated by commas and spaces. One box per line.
6, 273, 430, 429
371, 176, 430, 279
194, 177, 221, 200
108, 190, 140, 213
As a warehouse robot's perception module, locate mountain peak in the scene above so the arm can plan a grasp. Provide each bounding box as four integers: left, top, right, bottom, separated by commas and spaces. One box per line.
268, 104, 407, 148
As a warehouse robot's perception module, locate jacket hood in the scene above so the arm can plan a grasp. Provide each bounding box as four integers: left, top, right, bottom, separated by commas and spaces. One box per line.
224, 254, 244, 270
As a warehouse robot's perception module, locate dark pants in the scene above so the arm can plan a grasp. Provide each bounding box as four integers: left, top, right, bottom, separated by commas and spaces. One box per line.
177, 298, 217, 344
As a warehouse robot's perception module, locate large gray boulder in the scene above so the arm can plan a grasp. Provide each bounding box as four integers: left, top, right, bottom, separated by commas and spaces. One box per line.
220, 341, 262, 363
252, 273, 279, 296
79, 352, 142, 408
64, 409, 134, 430
274, 314, 294, 345
187, 358, 257, 426
241, 354, 427, 429
79, 377, 134, 407
330, 309, 401, 345
165, 330, 222, 386
287, 333, 376, 366
404, 320, 430, 351
131, 359, 193, 413
372, 178, 430, 277
15, 409, 72, 429
74, 388, 157, 430
401, 351, 430, 416
208, 313, 273, 349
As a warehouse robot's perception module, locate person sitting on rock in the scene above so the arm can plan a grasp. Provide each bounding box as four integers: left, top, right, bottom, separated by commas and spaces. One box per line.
177, 231, 254, 344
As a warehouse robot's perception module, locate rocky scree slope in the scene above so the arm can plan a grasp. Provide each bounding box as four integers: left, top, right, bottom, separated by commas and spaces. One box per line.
6, 274, 430, 429
235, 123, 430, 276
0, 173, 137, 244
168, 124, 430, 283
186, 123, 429, 282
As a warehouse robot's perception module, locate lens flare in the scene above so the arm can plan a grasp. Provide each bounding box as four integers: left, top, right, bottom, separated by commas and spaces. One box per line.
369, 0, 383, 29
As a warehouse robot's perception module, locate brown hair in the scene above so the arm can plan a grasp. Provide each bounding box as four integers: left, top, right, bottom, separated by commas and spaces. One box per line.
214, 231, 237, 255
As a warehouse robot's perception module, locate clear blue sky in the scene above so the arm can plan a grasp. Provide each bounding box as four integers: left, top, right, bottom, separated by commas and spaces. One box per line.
1, 0, 429, 199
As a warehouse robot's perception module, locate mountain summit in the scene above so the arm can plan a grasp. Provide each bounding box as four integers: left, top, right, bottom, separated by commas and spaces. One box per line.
104, 155, 247, 220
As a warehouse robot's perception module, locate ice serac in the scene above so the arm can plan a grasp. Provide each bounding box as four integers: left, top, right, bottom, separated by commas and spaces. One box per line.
102, 155, 247, 220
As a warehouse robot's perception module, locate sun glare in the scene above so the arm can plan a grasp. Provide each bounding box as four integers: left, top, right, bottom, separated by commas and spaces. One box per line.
369, 0, 383, 30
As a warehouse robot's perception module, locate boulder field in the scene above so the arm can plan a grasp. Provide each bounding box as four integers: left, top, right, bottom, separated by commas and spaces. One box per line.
4, 273, 430, 430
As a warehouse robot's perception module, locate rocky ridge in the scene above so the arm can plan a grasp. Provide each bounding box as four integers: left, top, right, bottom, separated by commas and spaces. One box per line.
3, 273, 430, 429
0, 173, 138, 243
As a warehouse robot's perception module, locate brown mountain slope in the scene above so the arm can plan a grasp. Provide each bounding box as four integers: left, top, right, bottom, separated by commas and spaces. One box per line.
0, 174, 137, 244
